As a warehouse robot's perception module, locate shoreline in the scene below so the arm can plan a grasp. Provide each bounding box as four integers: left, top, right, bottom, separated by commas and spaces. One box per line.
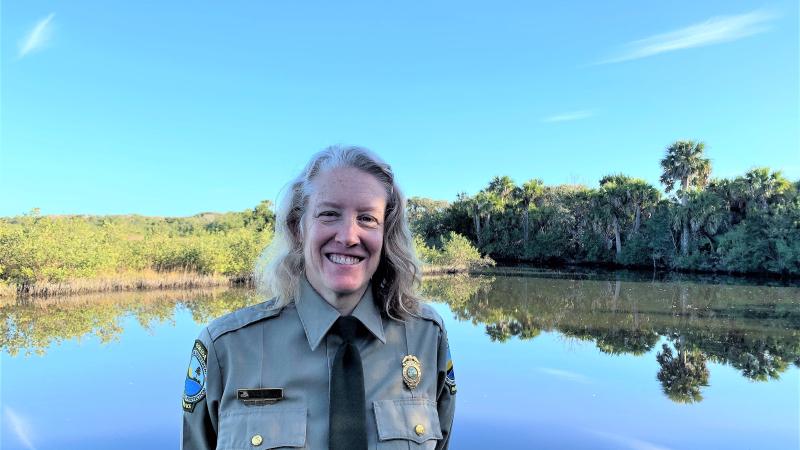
2, 265, 476, 300
5, 262, 797, 300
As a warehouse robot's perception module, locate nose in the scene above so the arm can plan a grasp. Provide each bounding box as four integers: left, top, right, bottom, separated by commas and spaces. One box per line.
335, 216, 359, 247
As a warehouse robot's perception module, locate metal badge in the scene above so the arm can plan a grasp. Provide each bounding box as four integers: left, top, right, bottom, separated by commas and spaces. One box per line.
402, 355, 422, 390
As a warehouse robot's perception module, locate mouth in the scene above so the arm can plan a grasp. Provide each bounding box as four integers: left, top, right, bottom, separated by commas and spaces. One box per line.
326, 253, 365, 266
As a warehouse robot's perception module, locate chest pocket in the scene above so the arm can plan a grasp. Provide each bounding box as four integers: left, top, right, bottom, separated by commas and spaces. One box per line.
374, 398, 442, 449
216, 407, 307, 449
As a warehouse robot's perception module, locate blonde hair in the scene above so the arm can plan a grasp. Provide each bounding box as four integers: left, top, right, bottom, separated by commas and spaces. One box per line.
255, 145, 421, 318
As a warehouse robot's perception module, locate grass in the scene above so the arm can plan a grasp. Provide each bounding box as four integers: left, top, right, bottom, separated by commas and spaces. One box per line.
3, 265, 480, 299
4, 269, 231, 299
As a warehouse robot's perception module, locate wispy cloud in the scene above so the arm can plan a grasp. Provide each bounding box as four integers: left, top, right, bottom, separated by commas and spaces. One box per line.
18, 12, 56, 58
537, 367, 592, 384
542, 110, 593, 123
4, 407, 37, 450
588, 430, 671, 450
597, 10, 778, 64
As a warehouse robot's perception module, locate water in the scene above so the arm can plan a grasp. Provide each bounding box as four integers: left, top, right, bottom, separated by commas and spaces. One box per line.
2, 273, 799, 449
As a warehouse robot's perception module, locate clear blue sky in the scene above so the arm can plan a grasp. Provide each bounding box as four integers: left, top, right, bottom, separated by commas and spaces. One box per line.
2, 1, 798, 217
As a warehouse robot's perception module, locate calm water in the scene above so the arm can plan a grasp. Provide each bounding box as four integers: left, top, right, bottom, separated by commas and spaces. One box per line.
2, 273, 799, 449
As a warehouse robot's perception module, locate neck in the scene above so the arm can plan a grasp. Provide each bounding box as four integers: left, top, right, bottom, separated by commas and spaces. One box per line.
305, 275, 368, 316
329, 289, 366, 316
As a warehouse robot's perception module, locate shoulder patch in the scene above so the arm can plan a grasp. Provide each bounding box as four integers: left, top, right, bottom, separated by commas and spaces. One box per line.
207, 300, 284, 341
445, 342, 457, 395
183, 340, 208, 412
416, 302, 444, 331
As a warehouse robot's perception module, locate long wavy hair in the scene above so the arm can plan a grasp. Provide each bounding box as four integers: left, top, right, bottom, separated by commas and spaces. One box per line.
255, 145, 421, 319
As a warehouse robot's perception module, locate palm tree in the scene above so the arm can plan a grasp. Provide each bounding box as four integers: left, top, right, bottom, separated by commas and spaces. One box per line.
469, 193, 486, 247
599, 174, 638, 258
626, 179, 660, 236
486, 176, 517, 207
660, 140, 712, 255
685, 190, 729, 251
469, 191, 497, 248
738, 168, 792, 214
516, 179, 545, 242
478, 177, 515, 244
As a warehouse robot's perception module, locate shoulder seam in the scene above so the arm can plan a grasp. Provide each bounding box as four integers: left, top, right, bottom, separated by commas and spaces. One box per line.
207, 303, 285, 341
415, 302, 444, 330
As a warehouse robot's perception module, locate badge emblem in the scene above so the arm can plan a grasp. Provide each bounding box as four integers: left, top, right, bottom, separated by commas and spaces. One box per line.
445, 344, 456, 395
402, 355, 422, 390
183, 340, 208, 412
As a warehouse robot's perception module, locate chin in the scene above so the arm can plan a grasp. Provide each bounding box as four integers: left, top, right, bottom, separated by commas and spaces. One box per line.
326, 278, 367, 295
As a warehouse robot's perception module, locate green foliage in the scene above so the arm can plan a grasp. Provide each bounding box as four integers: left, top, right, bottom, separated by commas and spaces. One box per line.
3, 140, 798, 286
243, 200, 276, 232
438, 232, 494, 269
404, 142, 798, 276
408, 197, 451, 246
415, 232, 494, 270
0, 205, 275, 288
413, 235, 441, 265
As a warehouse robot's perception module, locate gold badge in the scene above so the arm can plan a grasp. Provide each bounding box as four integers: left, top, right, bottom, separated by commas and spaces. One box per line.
402, 355, 422, 390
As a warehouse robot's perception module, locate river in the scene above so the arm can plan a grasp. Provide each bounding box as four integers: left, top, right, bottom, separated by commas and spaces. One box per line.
2, 271, 798, 449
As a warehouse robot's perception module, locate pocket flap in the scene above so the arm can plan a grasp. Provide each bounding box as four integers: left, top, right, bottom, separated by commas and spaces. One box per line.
373, 398, 442, 444
218, 407, 307, 449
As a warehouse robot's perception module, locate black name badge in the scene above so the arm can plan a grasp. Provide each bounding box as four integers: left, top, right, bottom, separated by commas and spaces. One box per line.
237, 388, 284, 405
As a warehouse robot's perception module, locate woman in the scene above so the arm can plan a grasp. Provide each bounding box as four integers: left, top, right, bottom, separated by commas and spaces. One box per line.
182, 146, 456, 449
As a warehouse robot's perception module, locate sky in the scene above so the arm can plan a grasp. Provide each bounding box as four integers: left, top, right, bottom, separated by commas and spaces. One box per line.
1, 1, 798, 217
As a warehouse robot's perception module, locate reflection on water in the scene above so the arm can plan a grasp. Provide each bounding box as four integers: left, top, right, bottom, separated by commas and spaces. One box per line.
422, 274, 800, 403
3, 273, 799, 406
0, 288, 260, 357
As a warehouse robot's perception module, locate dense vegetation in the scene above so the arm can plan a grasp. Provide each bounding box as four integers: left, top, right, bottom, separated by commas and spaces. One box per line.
0, 202, 277, 295
0, 200, 488, 296
1, 139, 797, 296
409, 140, 800, 276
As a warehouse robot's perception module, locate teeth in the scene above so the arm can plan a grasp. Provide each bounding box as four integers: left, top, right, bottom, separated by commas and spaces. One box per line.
328, 254, 361, 265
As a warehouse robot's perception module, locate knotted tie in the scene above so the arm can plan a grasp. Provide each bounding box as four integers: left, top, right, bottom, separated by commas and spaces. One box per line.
329, 316, 368, 450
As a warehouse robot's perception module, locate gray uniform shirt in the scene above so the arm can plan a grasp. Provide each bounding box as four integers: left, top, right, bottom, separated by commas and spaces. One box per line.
182, 278, 456, 449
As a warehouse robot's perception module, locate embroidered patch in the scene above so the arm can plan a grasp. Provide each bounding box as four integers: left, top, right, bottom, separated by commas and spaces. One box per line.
445, 344, 457, 395
183, 340, 208, 412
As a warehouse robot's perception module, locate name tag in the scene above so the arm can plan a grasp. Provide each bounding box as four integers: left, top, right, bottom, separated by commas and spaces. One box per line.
237, 388, 284, 405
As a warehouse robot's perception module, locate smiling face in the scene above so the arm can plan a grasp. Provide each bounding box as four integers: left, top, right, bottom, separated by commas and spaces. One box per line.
303, 167, 387, 313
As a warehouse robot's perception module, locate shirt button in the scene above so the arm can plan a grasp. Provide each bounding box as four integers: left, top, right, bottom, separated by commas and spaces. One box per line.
251, 434, 263, 446
415, 424, 425, 436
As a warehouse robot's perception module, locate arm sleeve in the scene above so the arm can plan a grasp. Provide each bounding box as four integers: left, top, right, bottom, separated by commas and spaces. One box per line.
181, 328, 222, 450
435, 325, 456, 450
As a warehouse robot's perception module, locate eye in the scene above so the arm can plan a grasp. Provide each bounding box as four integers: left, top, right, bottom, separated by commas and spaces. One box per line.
358, 215, 380, 227
317, 211, 339, 222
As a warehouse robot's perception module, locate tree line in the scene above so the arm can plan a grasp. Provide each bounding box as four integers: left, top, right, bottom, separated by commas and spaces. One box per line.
1, 139, 797, 296
409, 140, 800, 276
0, 201, 488, 296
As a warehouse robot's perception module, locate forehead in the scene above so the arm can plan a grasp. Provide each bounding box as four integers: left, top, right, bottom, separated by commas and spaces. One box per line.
310, 167, 388, 210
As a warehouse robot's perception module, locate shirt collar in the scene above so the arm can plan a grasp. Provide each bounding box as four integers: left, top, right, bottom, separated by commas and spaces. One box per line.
295, 277, 386, 351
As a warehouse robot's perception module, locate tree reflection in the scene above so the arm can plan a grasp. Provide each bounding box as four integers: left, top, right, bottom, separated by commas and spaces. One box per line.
485, 319, 541, 342
421, 273, 800, 404
656, 342, 710, 403
0, 287, 257, 356
2, 272, 798, 407
596, 328, 659, 356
